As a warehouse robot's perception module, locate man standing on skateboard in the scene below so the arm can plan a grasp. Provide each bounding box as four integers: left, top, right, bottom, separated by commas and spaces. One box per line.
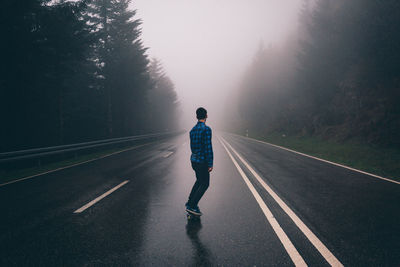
186, 107, 213, 216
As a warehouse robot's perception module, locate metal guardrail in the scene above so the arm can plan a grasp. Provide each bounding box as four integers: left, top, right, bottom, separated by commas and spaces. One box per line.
0, 131, 183, 164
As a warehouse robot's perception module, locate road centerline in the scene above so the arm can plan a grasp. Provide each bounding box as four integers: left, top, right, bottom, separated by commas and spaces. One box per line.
221, 136, 343, 267
73, 180, 130, 214
218, 136, 307, 267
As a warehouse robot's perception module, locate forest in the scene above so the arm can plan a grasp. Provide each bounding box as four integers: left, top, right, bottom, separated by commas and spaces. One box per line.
230, 0, 400, 149
0, 0, 179, 152
2, 0, 399, 154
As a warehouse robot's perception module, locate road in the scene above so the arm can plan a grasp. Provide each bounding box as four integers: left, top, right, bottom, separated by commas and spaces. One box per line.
0, 132, 399, 266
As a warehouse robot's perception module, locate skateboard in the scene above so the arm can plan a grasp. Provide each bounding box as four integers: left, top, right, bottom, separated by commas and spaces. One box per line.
186, 210, 201, 221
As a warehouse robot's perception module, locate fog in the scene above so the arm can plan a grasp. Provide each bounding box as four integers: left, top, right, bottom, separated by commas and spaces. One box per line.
133, 0, 302, 129
3, 0, 398, 154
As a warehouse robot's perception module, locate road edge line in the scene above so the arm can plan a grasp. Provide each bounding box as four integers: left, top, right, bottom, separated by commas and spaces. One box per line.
0, 142, 154, 188
228, 133, 399, 185
218, 136, 307, 267
221, 136, 343, 267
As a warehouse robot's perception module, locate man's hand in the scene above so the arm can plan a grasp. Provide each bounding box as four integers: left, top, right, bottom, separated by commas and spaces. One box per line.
208, 167, 213, 172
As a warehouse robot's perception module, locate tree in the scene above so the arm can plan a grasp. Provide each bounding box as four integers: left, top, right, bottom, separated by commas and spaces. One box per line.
232, 0, 400, 147
0, 0, 179, 152
147, 58, 179, 131
0, 0, 95, 150
85, 0, 151, 137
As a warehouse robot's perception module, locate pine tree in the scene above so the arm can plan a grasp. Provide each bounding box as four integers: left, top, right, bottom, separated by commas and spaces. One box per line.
85, 0, 151, 137
40, 2, 95, 144
0, 0, 95, 150
148, 58, 179, 131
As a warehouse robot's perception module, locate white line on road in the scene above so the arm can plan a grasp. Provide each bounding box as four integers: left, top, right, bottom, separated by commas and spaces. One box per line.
0, 143, 154, 188
230, 133, 399, 185
221, 136, 343, 267
73, 180, 129, 213
164, 151, 174, 158
218, 137, 307, 267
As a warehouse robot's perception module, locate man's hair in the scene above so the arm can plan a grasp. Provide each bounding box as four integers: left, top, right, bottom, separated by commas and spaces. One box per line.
196, 107, 207, 120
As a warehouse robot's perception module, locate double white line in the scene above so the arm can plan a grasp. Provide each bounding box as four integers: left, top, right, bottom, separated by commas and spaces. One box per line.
219, 136, 343, 267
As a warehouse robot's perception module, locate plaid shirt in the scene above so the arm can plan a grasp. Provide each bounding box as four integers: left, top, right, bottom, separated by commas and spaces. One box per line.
190, 121, 213, 167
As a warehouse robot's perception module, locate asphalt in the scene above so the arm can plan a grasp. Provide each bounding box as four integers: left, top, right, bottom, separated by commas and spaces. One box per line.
0, 132, 398, 266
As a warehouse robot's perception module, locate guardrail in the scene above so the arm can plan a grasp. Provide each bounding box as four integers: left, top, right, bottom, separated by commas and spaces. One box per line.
0, 131, 184, 166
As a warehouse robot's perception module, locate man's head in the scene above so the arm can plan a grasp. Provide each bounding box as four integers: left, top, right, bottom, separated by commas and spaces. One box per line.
196, 107, 207, 121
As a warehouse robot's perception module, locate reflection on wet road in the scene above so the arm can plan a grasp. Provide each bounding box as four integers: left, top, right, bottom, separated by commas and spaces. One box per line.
0, 132, 399, 266
186, 219, 213, 267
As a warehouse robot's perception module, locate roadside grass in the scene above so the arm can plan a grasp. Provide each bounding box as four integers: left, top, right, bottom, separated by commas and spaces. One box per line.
0, 143, 152, 185
242, 132, 400, 181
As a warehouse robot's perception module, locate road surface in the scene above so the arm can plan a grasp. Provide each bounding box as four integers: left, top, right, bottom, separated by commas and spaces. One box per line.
0, 132, 399, 266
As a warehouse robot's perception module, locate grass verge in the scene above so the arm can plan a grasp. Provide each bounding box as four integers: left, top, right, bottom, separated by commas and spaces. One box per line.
0, 142, 152, 185
241, 132, 400, 181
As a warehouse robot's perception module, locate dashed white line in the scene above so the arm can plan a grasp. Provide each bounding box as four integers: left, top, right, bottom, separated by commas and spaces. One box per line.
230, 133, 399, 185
218, 137, 307, 267
221, 136, 343, 267
74, 180, 129, 213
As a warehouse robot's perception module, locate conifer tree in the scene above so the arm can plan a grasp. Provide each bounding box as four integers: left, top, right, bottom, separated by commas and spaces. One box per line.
0, 0, 94, 150
85, 0, 151, 137
148, 58, 179, 131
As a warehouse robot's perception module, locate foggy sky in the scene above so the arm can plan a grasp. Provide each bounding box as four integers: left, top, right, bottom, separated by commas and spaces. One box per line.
133, 0, 302, 129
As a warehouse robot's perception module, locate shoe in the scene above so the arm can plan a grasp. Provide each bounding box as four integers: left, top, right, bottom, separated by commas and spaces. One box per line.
186, 205, 202, 216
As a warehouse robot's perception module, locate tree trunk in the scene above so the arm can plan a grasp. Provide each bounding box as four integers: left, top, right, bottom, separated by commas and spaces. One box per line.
59, 86, 64, 144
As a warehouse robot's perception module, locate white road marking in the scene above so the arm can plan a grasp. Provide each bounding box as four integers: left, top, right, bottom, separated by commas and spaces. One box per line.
74, 180, 129, 213
218, 137, 307, 267
0, 143, 154, 188
230, 133, 399, 185
164, 151, 174, 158
221, 136, 344, 267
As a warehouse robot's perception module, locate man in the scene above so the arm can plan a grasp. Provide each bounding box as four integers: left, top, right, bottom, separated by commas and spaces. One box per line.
186, 107, 213, 216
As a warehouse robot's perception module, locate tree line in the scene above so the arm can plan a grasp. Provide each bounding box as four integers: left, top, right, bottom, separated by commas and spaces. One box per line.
0, 0, 179, 152
230, 0, 400, 148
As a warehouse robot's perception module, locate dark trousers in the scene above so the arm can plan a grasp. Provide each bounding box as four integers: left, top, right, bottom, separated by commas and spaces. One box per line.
187, 161, 210, 208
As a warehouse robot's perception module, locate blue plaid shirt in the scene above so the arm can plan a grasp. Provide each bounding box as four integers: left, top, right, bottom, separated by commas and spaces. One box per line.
190, 121, 213, 167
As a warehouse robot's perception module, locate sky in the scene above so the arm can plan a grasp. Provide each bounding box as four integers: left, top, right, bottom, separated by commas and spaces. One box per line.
132, 0, 302, 129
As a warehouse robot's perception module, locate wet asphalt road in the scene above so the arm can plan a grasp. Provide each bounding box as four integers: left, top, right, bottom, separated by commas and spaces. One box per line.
0, 132, 399, 266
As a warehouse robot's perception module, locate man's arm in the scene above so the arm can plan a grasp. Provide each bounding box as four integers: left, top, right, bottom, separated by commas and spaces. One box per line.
204, 127, 213, 171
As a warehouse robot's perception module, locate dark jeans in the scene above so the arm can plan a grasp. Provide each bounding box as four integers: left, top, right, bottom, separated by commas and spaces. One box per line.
187, 161, 210, 208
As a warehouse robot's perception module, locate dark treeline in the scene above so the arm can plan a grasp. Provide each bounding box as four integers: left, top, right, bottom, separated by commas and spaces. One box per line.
230, 0, 400, 148
0, 0, 179, 152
